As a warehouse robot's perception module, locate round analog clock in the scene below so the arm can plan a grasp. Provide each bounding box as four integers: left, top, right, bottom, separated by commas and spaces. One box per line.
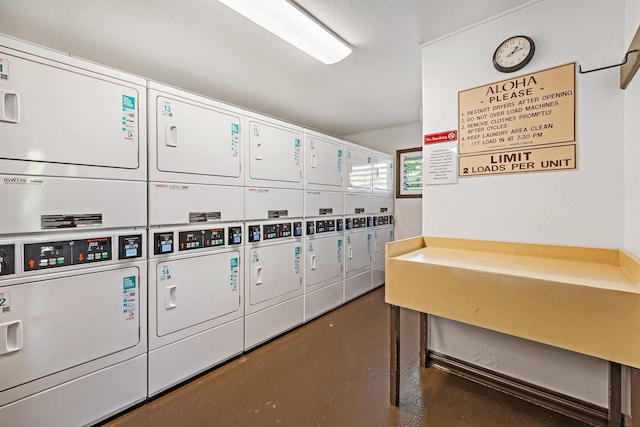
492, 35, 535, 73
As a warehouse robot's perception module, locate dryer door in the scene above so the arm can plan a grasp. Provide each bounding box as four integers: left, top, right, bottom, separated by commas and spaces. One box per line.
247, 241, 302, 306
155, 251, 242, 337
0, 266, 141, 393
0, 53, 141, 171
305, 236, 343, 289
154, 96, 241, 181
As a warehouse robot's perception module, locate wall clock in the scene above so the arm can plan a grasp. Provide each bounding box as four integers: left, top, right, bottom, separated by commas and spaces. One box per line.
493, 35, 535, 73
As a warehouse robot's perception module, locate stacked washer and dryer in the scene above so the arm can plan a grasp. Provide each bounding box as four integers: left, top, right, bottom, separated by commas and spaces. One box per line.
0, 34, 395, 426
0, 36, 148, 425
146, 82, 246, 395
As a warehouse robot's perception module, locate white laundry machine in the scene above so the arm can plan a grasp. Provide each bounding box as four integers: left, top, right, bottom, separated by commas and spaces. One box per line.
147, 81, 244, 186
371, 214, 394, 288
244, 111, 303, 189
303, 190, 344, 322
0, 35, 146, 183
146, 82, 246, 395
0, 35, 148, 425
343, 214, 372, 302
304, 129, 344, 192
0, 229, 147, 427
147, 221, 244, 396
372, 151, 394, 193
244, 186, 304, 349
344, 142, 372, 193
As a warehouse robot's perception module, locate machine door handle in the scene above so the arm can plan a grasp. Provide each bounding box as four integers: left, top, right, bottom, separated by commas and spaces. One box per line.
310, 255, 317, 270
165, 285, 178, 309
311, 154, 317, 168
0, 320, 22, 355
255, 266, 263, 285
255, 143, 262, 160
165, 124, 178, 147
348, 247, 353, 259
375, 241, 380, 252
0, 91, 20, 123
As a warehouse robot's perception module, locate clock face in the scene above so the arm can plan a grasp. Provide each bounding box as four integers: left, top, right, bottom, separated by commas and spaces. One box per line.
493, 36, 535, 73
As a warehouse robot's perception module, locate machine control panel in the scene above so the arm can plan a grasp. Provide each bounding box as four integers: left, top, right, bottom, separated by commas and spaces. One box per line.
119, 235, 143, 259
24, 237, 112, 271
263, 223, 292, 240
154, 232, 174, 255
178, 228, 225, 251
345, 217, 369, 230
315, 219, 336, 234
0, 244, 15, 276
248, 225, 262, 243
373, 215, 393, 226
306, 221, 315, 235
293, 221, 303, 237
228, 226, 242, 245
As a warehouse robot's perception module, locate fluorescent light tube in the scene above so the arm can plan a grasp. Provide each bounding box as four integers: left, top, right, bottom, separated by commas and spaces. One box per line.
218, 0, 352, 64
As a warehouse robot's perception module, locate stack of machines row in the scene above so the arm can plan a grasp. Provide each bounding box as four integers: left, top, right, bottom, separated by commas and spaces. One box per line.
0, 35, 393, 426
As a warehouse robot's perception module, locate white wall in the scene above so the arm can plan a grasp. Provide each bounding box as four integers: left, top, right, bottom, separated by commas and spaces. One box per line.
344, 121, 423, 240
625, 3, 640, 257
422, 0, 629, 409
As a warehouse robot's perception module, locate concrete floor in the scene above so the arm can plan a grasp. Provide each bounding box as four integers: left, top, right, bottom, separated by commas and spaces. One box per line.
103, 287, 590, 426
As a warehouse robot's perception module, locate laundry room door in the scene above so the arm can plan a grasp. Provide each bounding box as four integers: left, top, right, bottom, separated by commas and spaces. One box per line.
153, 94, 242, 183
0, 51, 142, 171
246, 117, 302, 186
154, 251, 242, 337
305, 235, 343, 289
247, 241, 302, 307
0, 267, 141, 393
305, 134, 343, 189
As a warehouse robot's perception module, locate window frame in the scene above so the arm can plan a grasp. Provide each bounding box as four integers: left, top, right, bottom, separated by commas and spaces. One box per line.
395, 147, 423, 199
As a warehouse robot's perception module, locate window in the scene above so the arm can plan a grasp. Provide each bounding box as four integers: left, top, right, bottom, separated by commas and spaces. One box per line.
396, 147, 422, 198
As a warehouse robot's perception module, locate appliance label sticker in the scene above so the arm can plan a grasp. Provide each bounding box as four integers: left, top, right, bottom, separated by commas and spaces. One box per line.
337, 149, 342, 172
189, 212, 221, 223
41, 214, 102, 230
0, 57, 8, 80
230, 257, 239, 291
121, 95, 137, 142
294, 246, 301, 274
0, 291, 10, 314
231, 122, 240, 157
123, 276, 137, 321
294, 138, 301, 165
159, 265, 171, 281
337, 239, 342, 261
161, 101, 173, 117
3, 177, 43, 186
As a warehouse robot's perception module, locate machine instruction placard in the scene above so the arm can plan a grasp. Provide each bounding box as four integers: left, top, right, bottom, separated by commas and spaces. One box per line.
458, 63, 576, 176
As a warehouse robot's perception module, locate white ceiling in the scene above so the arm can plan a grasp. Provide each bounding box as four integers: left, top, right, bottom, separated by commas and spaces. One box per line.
0, 0, 533, 137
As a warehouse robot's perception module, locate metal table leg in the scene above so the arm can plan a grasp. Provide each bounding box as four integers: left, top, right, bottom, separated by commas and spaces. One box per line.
608, 362, 621, 427
390, 305, 400, 406
631, 367, 640, 427
419, 312, 429, 368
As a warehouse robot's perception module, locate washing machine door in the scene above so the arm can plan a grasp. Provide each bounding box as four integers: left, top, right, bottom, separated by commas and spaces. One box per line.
0, 266, 142, 393
247, 119, 302, 185
305, 136, 343, 189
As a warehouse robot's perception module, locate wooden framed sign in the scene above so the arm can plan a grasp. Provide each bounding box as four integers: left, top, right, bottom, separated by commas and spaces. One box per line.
458, 63, 576, 177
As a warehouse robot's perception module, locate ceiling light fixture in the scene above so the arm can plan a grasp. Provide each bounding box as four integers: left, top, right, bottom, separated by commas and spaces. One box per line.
218, 0, 352, 65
